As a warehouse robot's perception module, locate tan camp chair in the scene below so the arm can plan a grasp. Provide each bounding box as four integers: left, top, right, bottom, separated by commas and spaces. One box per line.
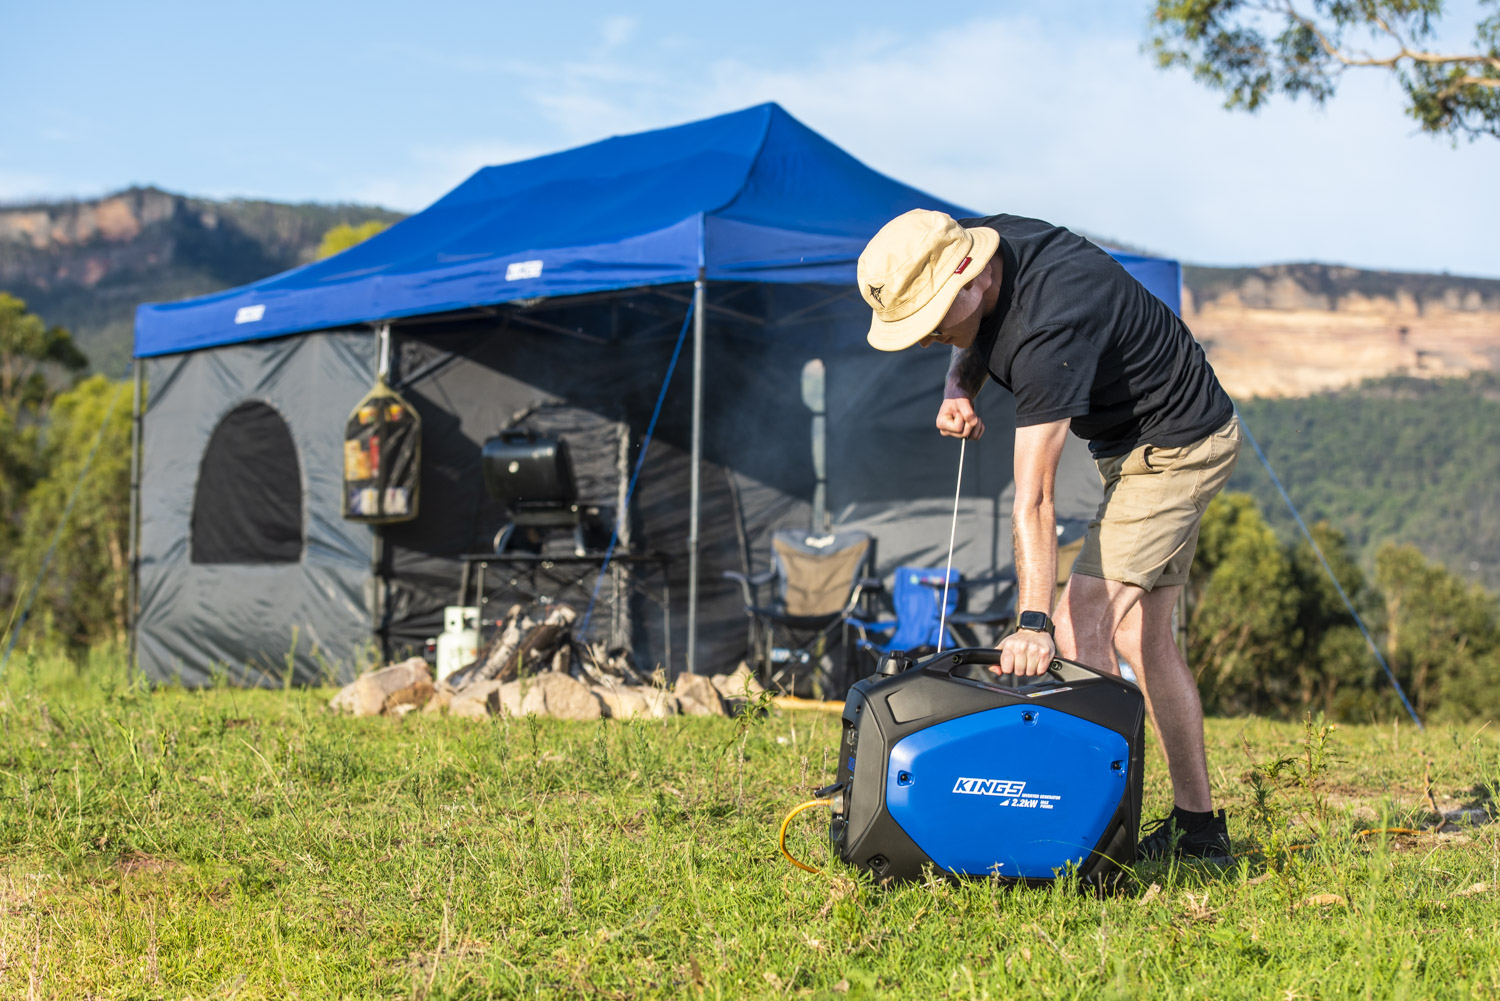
724, 528, 876, 698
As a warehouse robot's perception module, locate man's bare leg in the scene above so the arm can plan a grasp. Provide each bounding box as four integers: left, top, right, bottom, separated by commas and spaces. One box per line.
1051, 572, 1141, 675
1113, 584, 1213, 813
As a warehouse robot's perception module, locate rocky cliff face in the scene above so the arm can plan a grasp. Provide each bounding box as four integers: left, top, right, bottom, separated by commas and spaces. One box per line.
1183, 264, 1500, 399
1, 188, 174, 249
0, 188, 401, 374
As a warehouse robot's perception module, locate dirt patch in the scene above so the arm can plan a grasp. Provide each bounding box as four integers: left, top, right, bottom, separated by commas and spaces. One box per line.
115, 853, 182, 878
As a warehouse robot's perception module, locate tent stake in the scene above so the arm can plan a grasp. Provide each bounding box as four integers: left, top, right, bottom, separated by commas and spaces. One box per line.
687, 273, 705, 677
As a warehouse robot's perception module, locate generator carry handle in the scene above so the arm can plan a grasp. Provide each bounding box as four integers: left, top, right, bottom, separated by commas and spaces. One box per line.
921, 647, 1117, 691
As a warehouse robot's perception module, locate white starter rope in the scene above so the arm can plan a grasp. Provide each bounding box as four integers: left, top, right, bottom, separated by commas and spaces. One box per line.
936, 437, 966, 653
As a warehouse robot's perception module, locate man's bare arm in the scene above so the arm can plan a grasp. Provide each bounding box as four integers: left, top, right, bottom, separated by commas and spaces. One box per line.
936, 346, 990, 438
945, 345, 988, 399
1011, 419, 1070, 615
995, 418, 1070, 675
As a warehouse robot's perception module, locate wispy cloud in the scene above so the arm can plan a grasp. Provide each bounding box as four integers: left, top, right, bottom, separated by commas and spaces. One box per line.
399, 10, 1493, 274
676, 15, 1497, 271
337, 139, 553, 212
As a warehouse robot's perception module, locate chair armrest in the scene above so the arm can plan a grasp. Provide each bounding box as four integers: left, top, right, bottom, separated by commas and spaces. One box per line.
723, 568, 774, 607
846, 575, 885, 616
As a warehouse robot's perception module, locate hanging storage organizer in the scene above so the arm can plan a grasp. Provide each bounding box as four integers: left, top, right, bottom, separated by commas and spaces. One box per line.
342, 378, 421, 523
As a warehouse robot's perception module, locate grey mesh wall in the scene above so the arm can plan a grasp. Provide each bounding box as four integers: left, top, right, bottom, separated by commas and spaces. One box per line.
134, 285, 1103, 685
136, 330, 376, 686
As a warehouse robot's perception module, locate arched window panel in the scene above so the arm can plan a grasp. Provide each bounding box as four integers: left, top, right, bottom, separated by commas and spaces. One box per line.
191, 401, 304, 564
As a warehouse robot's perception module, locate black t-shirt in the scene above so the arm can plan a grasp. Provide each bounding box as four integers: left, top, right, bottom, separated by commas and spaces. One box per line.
966, 214, 1233, 457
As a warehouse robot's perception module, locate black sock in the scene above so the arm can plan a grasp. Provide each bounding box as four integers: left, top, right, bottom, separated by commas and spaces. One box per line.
1170, 807, 1215, 832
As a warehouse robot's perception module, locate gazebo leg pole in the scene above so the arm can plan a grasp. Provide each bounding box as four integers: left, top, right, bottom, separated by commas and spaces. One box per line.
127, 358, 143, 677
687, 274, 705, 677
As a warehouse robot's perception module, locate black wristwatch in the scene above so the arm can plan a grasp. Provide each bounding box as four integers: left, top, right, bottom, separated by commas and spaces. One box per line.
1017, 610, 1055, 638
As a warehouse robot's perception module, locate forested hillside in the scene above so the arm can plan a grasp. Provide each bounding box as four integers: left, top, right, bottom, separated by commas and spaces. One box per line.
1229, 373, 1500, 591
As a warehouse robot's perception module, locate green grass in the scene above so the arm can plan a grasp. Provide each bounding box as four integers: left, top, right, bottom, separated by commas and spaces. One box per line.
3, 649, 1499, 999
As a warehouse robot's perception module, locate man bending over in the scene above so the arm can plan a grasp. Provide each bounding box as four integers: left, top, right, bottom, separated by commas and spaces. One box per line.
858, 209, 1241, 862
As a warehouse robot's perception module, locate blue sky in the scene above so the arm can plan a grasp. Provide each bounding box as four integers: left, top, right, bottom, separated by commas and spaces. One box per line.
4, 0, 1497, 277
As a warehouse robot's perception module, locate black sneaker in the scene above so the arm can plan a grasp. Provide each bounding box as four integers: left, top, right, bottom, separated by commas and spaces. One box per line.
1136, 808, 1233, 864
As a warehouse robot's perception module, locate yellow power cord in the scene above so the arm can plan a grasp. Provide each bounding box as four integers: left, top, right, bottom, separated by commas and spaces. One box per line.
779, 798, 833, 874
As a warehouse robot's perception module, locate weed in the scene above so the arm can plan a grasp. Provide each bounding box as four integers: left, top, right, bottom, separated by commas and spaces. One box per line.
589, 720, 611, 777
282, 625, 299, 692
1242, 712, 1344, 867
524, 711, 542, 760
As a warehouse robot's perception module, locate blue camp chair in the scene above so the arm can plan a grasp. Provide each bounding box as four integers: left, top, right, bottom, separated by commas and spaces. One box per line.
848, 566, 1016, 661
724, 528, 877, 698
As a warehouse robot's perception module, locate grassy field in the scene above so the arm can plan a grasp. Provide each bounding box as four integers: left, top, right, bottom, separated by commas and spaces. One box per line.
2, 650, 1499, 1000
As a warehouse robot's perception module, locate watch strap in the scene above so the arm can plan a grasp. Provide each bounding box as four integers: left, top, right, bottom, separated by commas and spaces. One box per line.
1017, 610, 1055, 637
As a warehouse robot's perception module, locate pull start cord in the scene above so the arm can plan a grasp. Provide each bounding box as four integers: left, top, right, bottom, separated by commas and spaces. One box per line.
937, 437, 966, 653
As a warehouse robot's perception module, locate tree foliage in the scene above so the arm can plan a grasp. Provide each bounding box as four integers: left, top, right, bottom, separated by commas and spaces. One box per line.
315, 220, 392, 260
0, 295, 89, 619
7, 376, 134, 654
1190, 493, 1302, 714
0, 297, 134, 655
1286, 522, 1386, 717
1187, 491, 1500, 722
1147, 0, 1500, 140
0, 292, 87, 419
1375, 541, 1500, 721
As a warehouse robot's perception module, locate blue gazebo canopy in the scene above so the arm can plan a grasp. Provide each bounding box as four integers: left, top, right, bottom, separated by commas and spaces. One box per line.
134, 103, 1181, 357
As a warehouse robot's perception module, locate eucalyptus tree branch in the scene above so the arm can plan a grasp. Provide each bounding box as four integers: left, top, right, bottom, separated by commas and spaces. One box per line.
1147, 0, 1500, 139
1281, 1, 1496, 71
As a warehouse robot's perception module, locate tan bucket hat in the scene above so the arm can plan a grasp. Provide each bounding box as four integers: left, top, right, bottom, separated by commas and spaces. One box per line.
858, 209, 1000, 351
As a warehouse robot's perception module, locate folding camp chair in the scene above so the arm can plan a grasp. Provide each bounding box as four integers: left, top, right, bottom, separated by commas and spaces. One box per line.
724, 528, 876, 698
847, 565, 1016, 665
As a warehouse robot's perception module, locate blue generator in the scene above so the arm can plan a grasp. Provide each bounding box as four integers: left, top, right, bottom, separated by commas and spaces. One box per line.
827, 648, 1145, 885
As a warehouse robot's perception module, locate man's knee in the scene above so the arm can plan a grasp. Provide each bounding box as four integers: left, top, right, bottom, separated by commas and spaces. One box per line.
1140, 584, 1182, 632
1054, 574, 1142, 673
1061, 573, 1140, 640
1058, 574, 1103, 636
1113, 609, 1145, 662
1125, 585, 1184, 665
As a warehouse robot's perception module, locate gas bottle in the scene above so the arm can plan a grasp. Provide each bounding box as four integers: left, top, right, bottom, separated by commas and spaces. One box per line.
435, 606, 480, 682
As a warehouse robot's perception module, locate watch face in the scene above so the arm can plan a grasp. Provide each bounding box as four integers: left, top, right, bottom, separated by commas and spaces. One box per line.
1019, 611, 1050, 631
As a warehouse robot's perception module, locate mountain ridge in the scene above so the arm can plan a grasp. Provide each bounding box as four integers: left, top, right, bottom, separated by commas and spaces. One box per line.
0, 187, 402, 374
2, 187, 1496, 395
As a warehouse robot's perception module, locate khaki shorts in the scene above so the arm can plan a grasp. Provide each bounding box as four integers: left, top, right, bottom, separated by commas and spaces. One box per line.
1073, 416, 1242, 591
